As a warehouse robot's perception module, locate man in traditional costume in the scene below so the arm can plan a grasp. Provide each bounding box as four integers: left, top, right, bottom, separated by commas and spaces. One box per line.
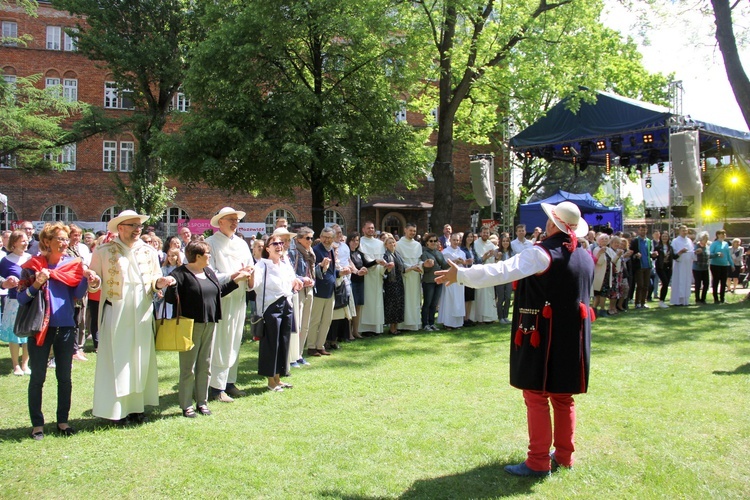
396, 223, 423, 331
437, 201, 594, 477
91, 210, 175, 423
206, 207, 253, 402
670, 225, 694, 306
358, 221, 385, 334
471, 226, 498, 323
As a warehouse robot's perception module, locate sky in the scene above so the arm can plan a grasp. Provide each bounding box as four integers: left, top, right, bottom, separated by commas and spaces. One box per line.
600, 2, 750, 207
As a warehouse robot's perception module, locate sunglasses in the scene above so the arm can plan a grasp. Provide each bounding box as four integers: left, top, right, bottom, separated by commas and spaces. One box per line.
300, 236, 313, 241
428, 239, 437, 243
270, 241, 285, 247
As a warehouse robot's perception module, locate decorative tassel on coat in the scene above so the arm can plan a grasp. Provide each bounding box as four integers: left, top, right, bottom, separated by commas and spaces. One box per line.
542, 301, 552, 319
530, 328, 540, 348
514, 327, 523, 347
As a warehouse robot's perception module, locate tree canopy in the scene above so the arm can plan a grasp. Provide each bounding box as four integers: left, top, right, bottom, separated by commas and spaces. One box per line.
161, 0, 431, 232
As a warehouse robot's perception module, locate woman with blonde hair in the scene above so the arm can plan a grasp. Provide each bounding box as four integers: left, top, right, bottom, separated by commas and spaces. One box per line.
0, 230, 32, 375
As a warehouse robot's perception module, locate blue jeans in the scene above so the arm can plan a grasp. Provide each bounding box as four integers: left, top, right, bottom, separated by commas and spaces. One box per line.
421, 282, 443, 327
28, 326, 75, 427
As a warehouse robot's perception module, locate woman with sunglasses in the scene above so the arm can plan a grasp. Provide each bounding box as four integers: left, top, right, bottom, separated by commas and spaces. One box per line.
251, 236, 303, 391
421, 233, 449, 331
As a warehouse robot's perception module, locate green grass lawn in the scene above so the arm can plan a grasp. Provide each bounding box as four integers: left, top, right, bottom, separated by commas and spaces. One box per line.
0, 293, 749, 499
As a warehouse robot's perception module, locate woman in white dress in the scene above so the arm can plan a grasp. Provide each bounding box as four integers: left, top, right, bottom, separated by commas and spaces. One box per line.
438, 234, 466, 329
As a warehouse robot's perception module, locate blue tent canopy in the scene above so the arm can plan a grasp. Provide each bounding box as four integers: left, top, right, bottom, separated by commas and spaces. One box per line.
519, 190, 622, 232
509, 90, 750, 168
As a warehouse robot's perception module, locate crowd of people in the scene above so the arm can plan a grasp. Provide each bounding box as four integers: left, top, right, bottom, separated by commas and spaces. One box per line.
0, 207, 746, 442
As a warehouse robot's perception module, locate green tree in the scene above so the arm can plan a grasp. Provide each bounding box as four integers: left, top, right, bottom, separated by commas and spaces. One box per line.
162, 0, 430, 232
52, 0, 199, 219
404, 0, 672, 229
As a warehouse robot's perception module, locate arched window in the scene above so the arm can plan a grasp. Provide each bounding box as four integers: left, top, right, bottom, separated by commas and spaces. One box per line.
100, 206, 124, 222
42, 204, 77, 223
265, 208, 296, 234
381, 212, 405, 238
161, 206, 189, 237
324, 209, 345, 232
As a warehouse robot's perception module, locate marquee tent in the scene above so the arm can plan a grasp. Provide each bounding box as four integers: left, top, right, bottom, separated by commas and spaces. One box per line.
519, 190, 622, 232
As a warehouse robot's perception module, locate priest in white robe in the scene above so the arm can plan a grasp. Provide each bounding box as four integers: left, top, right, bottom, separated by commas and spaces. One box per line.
396, 223, 423, 331
438, 235, 466, 328
358, 221, 385, 334
206, 207, 253, 402
91, 210, 175, 423
471, 226, 499, 322
670, 225, 694, 306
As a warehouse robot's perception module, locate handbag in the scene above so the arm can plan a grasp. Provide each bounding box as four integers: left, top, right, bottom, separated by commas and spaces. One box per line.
333, 280, 349, 309
155, 288, 195, 352
14, 285, 49, 338
250, 265, 267, 340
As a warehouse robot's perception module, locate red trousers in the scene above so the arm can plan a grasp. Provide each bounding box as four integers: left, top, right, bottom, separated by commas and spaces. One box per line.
523, 390, 576, 471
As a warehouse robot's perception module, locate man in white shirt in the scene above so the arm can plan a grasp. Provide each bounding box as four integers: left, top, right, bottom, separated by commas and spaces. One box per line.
178, 226, 192, 249
358, 221, 385, 334
471, 226, 498, 323
511, 225, 533, 254
396, 223, 423, 331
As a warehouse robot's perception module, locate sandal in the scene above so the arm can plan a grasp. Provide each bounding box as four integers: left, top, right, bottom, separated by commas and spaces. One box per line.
182, 407, 197, 418
278, 382, 293, 389
57, 425, 77, 436
31, 430, 44, 441
196, 405, 212, 416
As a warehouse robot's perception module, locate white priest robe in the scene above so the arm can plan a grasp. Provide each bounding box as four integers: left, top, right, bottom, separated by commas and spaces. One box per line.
91, 238, 161, 420
471, 238, 499, 322
207, 231, 253, 389
438, 246, 465, 328
670, 236, 694, 305
396, 237, 422, 330
359, 236, 385, 333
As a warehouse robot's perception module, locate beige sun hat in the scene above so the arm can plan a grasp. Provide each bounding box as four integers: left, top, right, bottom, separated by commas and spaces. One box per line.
541, 201, 589, 238
272, 227, 293, 240
210, 207, 246, 228
107, 210, 149, 234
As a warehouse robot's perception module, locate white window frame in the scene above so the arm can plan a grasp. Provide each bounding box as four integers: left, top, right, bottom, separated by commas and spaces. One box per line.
43, 144, 76, 170
62, 78, 77, 102
103, 141, 117, 171
3, 74, 17, 97
174, 90, 190, 112
324, 209, 345, 232
46, 26, 61, 50
63, 28, 77, 51
395, 101, 407, 123
119, 141, 135, 172
104, 81, 135, 110
265, 209, 296, 235
2, 21, 18, 46
161, 207, 189, 237
101, 206, 124, 222
45, 77, 61, 98
0, 153, 15, 169
42, 204, 77, 223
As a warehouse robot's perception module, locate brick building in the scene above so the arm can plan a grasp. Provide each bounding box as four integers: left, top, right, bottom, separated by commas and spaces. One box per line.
1, 1, 493, 237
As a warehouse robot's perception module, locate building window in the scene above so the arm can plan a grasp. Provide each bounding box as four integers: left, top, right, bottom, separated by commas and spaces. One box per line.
101, 206, 124, 222
174, 89, 190, 112
45, 77, 61, 98
0, 153, 16, 169
42, 204, 77, 223
46, 26, 62, 50
103, 141, 117, 171
44, 144, 77, 170
324, 209, 345, 232
63, 29, 77, 51
1, 206, 18, 231
265, 209, 295, 234
161, 207, 189, 237
2, 21, 17, 46
104, 82, 134, 109
120, 142, 134, 171
395, 101, 407, 123
2, 74, 16, 98
63, 78, 77, 102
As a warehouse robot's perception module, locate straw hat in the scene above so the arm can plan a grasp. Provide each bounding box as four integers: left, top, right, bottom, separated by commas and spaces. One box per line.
541, 201, 589, 238
107, 210, 149, 234
210, 207, 246, 228
272, 227, 293, 240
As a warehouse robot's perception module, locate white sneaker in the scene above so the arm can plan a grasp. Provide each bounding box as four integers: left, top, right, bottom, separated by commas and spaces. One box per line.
659, 301, 668, 309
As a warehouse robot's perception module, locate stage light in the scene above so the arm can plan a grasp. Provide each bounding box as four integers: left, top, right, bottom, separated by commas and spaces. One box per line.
605, 153, 611, 175
657, 162, 665, 173
659, 208, 666, 219
579, 160, 588, 172
610, 137, 623, 155
701, 157, 706, 172
702, 173, 710, 186
645, 175, 652, 189
620, 154, 630, 167
645, 208, 652, 218
643, 133, 654, 144
715, 139, 721, 161
596, 139, 607, 151
648, 148, 660, 164
703, 207, 714, 218
730, 174, 740, 186
630, 136, 637, 147
561, 145, 571, 156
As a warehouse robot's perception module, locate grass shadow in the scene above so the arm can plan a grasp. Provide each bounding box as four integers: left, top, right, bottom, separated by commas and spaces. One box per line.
713, 362, 750, 376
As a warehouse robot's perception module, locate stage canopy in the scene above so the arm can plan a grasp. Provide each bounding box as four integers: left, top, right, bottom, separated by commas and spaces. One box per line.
519, 190, 623, 232
509, 90, 750, 169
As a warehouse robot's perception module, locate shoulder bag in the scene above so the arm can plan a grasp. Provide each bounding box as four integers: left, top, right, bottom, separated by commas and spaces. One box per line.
14, 285, 50, 338
155, 287, 195, 352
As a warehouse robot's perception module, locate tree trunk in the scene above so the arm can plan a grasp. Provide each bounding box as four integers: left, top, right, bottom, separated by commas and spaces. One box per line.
430, 114, 455, 232
309, 173, 326, 235
711, 0, 750, 130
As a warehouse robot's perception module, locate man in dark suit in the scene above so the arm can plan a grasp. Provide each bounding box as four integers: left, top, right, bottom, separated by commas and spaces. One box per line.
629, 224, 656, 309
306, 227, 350, 356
